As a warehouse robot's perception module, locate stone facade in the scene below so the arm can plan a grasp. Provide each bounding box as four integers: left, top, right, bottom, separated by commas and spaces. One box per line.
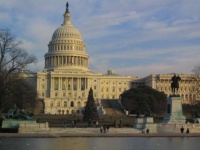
34, 3, 198, 115
132, 74, 198, 104
36, 5, 135, 115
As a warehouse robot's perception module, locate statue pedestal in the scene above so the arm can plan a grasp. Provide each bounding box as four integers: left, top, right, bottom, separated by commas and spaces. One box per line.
144, 117, 154, 123
162, 96, 186, 124
133, 118, 144, 128
133, 117, 158, 133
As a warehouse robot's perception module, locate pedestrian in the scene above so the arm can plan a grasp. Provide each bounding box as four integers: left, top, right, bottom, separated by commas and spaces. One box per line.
100, 126, 103, 133
186, 128, 189, 133
103, 125, 107, 133
96, 121, 98, 128
180, 126, 184, 133
107, 125, 110, 133
63, 120, 67, 128
72, 120, 74, 128
146, 129, 149, 133
74, 119, 76, 127
142, 128, 145, 133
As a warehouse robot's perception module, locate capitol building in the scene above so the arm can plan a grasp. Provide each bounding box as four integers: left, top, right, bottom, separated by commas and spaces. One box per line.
36, 3, 198, 115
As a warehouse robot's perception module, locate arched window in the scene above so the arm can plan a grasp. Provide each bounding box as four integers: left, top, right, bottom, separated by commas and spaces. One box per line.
64, 101, 67, 107
70, 101, 74, 107
57, 101, 60, 106
71, 110, 74, 114
66, 110, 69, 114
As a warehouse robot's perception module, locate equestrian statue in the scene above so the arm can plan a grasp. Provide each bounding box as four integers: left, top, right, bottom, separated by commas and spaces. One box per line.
171, 74, 181, 96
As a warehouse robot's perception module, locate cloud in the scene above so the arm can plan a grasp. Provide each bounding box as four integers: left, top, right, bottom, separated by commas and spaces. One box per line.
0, 0, 200, 77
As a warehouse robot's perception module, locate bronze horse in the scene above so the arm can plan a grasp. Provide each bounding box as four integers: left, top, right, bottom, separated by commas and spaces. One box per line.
171, 74, 181, 95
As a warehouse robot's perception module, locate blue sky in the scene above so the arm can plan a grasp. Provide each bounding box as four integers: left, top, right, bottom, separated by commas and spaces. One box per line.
0, 0, 200, 77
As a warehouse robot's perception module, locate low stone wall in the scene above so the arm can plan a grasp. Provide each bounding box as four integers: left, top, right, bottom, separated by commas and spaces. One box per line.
158, 123, 200, 133
18, 122, 49, 133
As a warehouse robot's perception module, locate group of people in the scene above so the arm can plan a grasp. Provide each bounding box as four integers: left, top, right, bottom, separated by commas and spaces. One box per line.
88, 119, 99, 127
100, 125, 109, 133
180, 126, 190, 133
142, 128, 149, 133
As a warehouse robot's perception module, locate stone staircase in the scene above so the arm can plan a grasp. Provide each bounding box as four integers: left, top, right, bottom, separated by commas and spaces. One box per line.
101, 99, 124, 115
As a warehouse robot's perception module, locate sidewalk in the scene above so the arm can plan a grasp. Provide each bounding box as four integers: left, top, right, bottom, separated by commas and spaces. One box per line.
1, 127, 200, 138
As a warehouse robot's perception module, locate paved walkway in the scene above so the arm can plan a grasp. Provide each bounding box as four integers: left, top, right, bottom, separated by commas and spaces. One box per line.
1, 127, 200, 138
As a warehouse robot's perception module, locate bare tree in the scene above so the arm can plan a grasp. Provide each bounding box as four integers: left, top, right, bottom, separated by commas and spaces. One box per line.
191, 65, 200, 104
0, 30, 37, 114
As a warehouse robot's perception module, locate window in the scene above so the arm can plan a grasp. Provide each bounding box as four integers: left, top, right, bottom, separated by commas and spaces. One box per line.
64, 101, 67, 107
63, 93, 66, 97
106, 88, 109, 92
70, 101, 74, 107
82, 93, 85, 97
57, 101, 60, 106
112, 87, 115, 92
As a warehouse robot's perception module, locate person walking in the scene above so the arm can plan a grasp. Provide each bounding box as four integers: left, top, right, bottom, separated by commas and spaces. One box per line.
180, 126, 184, 133
106, 125, 110, 133
100, 126, 103, 133
96, 121, 98, 128
186, 128, 190, 133
72, 120, 74, 128
103, 125, 107, 133
63, 120, 67, 128
146, 129, 149, 133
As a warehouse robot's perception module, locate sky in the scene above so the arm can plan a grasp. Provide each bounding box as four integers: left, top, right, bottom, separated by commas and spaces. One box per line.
0, 0, 200, 77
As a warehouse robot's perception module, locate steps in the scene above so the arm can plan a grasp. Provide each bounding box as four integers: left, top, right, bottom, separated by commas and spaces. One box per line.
101, 99, 124, 115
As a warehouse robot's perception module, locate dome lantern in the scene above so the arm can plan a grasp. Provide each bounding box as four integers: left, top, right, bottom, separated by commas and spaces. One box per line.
63, 2, 72, 26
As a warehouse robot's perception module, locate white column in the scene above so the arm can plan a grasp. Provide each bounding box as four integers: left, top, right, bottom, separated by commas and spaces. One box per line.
72, 56, 74, 65
72, 78, 74, 90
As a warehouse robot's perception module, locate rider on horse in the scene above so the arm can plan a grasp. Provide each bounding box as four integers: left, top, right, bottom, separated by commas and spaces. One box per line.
171, 74, 181, 95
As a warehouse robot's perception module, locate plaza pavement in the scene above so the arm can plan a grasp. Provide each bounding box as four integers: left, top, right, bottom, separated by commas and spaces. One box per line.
1, 127, 200, 138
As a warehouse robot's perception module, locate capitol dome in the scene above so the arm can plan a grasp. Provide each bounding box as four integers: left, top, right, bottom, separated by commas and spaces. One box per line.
44, 3, 89, 71
51, 25, 83, 41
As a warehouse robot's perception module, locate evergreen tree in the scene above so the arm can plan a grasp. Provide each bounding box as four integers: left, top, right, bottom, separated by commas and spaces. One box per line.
120, 85, 167, 114
83, 88, 99, 121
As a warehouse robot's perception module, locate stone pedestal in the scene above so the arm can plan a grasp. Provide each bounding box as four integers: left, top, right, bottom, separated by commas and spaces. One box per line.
144, 117, 154, 124
133, 117, 157, 133
133, 118, 145, 128
162, 96, 186, 124
18, 122, 49, 133
143, 117, 158, 133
